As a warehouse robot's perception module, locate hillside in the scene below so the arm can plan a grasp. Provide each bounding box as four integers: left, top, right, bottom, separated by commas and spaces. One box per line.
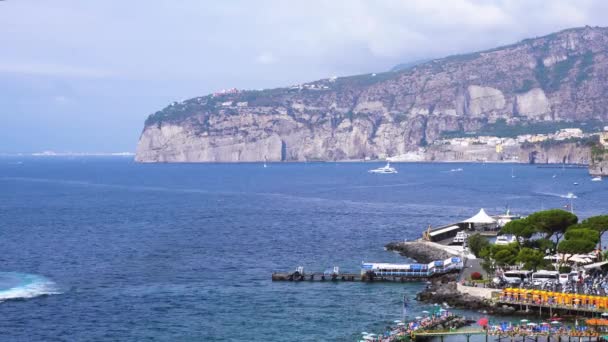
136, 26, 608, 163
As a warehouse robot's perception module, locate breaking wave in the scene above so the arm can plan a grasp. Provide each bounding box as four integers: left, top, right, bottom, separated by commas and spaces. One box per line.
0, 272, 61, 302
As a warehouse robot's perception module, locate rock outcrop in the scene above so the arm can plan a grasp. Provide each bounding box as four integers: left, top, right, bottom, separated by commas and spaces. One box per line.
136, 26, 608, 162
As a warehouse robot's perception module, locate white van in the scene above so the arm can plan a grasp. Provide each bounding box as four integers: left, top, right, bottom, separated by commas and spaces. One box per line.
503, 270, 532, 285
558, 273, 570, 285
532, 270, 559, 286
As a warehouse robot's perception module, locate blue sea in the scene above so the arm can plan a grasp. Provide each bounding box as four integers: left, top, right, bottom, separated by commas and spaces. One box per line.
0, 158, 606, 341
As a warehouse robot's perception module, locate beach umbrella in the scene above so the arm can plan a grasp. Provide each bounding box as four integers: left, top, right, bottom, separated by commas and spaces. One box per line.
393, 320, 402, 323
422, 310, 430, 314
477, 318, 489, 327
521, 319, 529, 323
551, 321, 560, 325
602, 312, 608, 317
361, 332, 369, 335
397, 323, 406, 326
527, 323, 537, 326
415, 316, 423, 320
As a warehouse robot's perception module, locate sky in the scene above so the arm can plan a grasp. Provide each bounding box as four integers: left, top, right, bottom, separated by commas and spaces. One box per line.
2, 0, 608, 153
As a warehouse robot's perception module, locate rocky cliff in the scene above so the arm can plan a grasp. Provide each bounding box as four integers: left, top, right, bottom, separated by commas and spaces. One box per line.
136, 26, 608, 163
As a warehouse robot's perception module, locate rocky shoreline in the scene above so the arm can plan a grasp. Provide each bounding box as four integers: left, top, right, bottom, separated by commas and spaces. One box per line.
385, 240, 452, 263
416, 280, 516, 315
386, 239, 523, 315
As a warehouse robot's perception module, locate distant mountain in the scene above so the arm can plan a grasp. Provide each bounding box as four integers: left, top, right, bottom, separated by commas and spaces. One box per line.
137, 26, 608, 162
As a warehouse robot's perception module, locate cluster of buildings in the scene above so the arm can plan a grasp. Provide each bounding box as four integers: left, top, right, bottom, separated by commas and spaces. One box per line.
289, 83, 331, 91
212, 88, 240, 97
434, 128, 594, 149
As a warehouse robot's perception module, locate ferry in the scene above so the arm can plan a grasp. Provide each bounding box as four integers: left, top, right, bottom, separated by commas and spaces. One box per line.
361, 257, 463, 277
368, 162, 398, 174
493, 209, 521, 228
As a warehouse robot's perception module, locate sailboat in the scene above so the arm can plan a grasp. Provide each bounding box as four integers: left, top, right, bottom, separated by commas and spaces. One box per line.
263, 156, 268, 168
511, 167, 515, 178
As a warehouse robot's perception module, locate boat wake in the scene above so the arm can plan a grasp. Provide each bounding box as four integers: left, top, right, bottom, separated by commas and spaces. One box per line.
534, 191, 578, 199
0, 272, 61, 302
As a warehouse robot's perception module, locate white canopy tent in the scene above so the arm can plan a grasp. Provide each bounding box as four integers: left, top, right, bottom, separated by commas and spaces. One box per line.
583, 260, 608, 270
463, 209, 497, 224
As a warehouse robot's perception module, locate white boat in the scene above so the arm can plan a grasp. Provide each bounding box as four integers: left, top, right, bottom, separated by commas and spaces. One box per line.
494, 209, 521, 228
592, 176, 602, 182
368, 162, 398, 174
511, 167, 515, 178
450, 168, 463, 172
495, 234, 517, 245
564, 192, 577, 199
452, 231, 468, 245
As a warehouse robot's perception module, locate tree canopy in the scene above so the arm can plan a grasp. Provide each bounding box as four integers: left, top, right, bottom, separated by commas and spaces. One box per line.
516, 247, 548, 271
564, 228, 600, 244
557, 238, 596, 256
467, 233, 490, 257
581, 215, 608, 233
581, 215, 608, 250
526, 209, 578, 245
500, 218, 536, 241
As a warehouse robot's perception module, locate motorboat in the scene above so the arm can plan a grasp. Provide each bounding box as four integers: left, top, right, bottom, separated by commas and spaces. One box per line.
452, 231, 468, 245
368, 162, 398, 174
592, 176, 602, 182
495, 234, 517, 245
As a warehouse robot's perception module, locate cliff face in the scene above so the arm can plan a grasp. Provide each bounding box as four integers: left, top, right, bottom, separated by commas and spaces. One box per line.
136, 26, 608, 163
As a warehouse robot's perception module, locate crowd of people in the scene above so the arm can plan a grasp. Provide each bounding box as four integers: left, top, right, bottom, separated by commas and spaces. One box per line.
486, 321, 599, 337
359, 311, 459, 342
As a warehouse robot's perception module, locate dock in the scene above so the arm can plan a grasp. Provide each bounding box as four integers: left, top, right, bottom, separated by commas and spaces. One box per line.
273, 257, 463, 283
271, 271, 454, 282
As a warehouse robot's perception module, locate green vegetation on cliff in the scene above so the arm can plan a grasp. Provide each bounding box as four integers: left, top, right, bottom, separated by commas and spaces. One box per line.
441, 119, 605, 139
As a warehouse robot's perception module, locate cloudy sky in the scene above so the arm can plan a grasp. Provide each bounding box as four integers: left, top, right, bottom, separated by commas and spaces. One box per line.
2, 0, 608, 153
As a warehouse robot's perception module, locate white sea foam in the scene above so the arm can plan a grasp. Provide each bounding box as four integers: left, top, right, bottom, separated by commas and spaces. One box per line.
0, 272, 61, 302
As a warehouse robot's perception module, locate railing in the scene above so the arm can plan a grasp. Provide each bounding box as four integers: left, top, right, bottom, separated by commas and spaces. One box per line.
370, 262, 464, 278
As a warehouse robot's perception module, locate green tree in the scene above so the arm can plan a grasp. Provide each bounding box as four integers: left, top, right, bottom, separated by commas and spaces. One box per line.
491, 243, 519, 267
564, 228, 600, 244
500, 219, 536, 245
526, 209, 578, 246
467, 233, 490, 257
581, 215, 608, 251
516, 247, 547, 271
557, 239, 597, 260
479, 246, 496, 275
529, 238, 555, 253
